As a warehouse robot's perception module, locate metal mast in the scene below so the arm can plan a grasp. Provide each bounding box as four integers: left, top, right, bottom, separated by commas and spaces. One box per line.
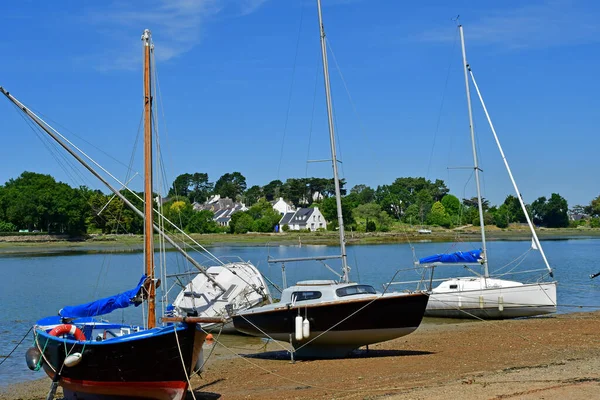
316, 0, 349, 283
459, 25, 489, 278
142, 29, 156, 328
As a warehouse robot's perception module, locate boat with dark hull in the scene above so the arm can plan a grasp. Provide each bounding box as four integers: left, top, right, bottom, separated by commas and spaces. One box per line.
3, 29, 222, 400
232, 0, 428, 359
34, 316, 210, 400
234, 281, 428, 358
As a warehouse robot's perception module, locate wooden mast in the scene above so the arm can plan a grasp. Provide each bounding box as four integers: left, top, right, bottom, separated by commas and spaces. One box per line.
142, 29, 156, 328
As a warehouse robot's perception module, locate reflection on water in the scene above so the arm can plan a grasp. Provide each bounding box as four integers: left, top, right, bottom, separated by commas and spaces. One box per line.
1, 239, 599, 385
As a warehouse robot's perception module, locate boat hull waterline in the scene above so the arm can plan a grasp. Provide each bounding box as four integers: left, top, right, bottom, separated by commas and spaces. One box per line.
233, 292, 429, 358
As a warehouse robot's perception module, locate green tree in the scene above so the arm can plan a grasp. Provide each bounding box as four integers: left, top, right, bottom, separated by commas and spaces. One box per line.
349, 184, 375, 205
188, 173, 213, 203
186, 210, 220, 233
244, 185, 263, 206
352, 203, 382, 232
168, 173, 192, 198
214, 172, 247, 200
427, 201, 451, 227
320, 197, 354, 230
1, 172, 89, 234
530, 194, 568, 227
0, 221, 17, 232
494, 204, 510, 228
441, 194, 460, 216
503, 195, 526, 223
232, 213, 254, 234
168, 172, 213, 203
589, 195, 600, 217
263, 180, 283, 201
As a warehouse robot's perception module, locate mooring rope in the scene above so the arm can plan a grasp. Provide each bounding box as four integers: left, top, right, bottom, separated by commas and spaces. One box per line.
0, 326, 32, 368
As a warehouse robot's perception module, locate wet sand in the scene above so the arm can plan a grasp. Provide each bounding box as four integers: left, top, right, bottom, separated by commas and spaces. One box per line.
2, 311, 599, 399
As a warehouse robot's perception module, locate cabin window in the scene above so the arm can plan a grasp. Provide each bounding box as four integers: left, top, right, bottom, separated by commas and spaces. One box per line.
449, 284, 458, 289
292, 291, 322, 302
336, 285, 376, 297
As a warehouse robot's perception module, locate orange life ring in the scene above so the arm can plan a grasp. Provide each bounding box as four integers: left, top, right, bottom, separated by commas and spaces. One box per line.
49, 324, 86, 341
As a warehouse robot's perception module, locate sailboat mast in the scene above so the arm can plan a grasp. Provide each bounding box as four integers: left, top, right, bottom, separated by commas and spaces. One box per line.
459, 24, 489, 278
316, 0, 349, 283
142, 29, 156, 328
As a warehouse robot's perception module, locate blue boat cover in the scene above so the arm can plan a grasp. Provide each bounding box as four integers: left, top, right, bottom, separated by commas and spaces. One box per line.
59, 275, 147, 318
419, 249, 483, 264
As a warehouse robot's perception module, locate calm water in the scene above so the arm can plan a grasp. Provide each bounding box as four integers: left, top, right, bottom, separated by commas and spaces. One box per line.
1, 239, 599, 385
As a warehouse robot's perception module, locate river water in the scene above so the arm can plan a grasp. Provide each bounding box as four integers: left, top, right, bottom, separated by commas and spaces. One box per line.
1, 239, 599, 385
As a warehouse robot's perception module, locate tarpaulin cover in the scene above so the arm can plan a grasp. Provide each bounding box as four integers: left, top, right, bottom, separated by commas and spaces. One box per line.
59, 275, 146, 318
418, 249, 482, 264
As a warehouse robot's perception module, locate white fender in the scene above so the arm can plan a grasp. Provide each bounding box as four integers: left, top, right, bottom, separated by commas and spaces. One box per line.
295, 315, 303, 341
302, 317, 310, 339
64, 352, 82, 368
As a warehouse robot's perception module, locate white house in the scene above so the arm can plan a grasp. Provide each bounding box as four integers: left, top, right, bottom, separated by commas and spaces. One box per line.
279, 207, 327, 232
271, 197, 295, 215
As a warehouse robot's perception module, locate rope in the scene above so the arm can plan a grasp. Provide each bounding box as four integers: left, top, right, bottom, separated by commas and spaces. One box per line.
173, 325, 196, 400
0, 326, 32, 368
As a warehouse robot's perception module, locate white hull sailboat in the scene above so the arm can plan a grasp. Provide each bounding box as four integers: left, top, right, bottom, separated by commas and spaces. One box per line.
172, 261, 272, 332
417, 24, 557, 319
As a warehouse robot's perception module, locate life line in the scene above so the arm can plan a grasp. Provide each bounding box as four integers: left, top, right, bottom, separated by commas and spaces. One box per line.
49, 324, 86, 341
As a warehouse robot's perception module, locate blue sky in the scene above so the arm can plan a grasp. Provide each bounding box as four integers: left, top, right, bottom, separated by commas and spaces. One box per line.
1, 0, 599, 207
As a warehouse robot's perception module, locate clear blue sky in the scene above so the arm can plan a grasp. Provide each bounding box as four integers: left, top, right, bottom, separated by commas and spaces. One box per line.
1, 0, 599, 207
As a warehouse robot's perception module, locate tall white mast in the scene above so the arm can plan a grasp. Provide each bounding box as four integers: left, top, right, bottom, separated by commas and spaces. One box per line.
459, 24, 489, 278
467, 68, 553, 276
316, 0, 349, 282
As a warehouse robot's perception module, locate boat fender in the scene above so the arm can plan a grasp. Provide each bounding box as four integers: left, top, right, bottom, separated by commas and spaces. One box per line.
49, 324, 86, 341
25, 347, 42, 371
479, 296, 484, 309
64, 352, 83, 367
498, 296, 504, 312
295, 315, 303, 341
458, 296, 462, 308
302, 317, 310, 339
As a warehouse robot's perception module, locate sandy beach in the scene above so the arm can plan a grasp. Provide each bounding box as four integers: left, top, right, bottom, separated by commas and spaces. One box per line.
2, 311, 599, 400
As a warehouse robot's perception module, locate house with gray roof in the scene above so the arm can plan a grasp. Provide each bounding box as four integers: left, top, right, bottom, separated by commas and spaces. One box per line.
195, 194, 247, 227
279, 207, 327, 232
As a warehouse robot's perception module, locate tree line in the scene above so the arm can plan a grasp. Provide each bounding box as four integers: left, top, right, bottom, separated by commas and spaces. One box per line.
1, 171, 598, 235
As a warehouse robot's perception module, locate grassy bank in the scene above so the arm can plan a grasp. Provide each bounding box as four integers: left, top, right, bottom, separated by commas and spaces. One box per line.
0, 226, 599, 255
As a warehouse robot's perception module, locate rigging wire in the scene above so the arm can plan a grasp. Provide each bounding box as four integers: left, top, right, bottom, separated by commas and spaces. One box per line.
305, 51, 322, 178
426, 27, 459, 180
276, 1, 305, 181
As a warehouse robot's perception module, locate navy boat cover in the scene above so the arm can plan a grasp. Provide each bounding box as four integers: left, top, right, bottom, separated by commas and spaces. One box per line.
59, 275, 147, 318
418, 249, 483, 264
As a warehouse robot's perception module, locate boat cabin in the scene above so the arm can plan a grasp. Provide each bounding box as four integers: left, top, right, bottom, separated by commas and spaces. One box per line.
280, 280, 377, 305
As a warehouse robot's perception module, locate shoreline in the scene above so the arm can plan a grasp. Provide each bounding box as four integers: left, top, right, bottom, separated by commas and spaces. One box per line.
2, 311, 599, 399
1, 228, 599, 256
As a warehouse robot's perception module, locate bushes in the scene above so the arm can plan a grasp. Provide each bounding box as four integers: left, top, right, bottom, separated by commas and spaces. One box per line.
0, 221, 17, 232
